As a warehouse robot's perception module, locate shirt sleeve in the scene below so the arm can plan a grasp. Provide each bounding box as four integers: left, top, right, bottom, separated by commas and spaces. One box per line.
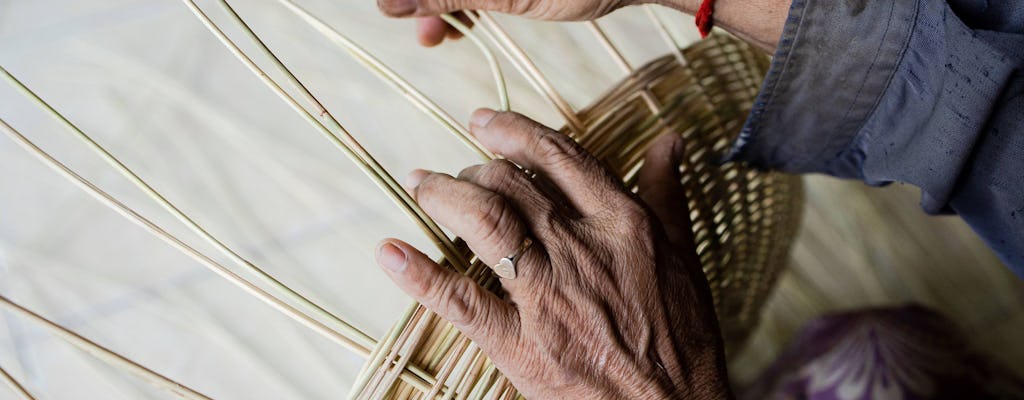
725, 0, 1024, 277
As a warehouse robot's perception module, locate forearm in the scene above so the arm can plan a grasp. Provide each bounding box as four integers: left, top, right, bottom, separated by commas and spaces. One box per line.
646, 0, 792, 51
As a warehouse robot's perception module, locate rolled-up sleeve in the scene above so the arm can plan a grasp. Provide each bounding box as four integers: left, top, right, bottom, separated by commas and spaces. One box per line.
726, 0, 1024, 276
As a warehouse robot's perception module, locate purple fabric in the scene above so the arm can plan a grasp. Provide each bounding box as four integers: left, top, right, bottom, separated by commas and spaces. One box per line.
741, 305, 1024, 399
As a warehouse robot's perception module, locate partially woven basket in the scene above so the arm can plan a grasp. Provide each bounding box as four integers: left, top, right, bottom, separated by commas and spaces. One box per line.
354, 33, 804, 399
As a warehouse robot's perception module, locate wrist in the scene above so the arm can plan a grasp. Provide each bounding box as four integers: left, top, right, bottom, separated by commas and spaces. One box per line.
637, 0, 792, 52
641, 0, 700, 14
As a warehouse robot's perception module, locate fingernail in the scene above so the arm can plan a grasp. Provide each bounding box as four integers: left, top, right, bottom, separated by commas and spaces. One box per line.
379, 0, 418, 17
470, 108, 498, 130
377, 242, 408, 272
405, 169, 429, 190
671, 136, 685, 162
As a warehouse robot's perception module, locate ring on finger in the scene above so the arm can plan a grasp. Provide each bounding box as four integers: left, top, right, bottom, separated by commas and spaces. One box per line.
494, 237, 533, 279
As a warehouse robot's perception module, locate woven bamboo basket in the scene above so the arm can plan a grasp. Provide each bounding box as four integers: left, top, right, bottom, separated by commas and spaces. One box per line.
0, 3, 803, 398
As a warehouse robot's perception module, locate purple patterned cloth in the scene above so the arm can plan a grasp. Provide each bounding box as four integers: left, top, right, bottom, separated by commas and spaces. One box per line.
741, 305, 1024, 400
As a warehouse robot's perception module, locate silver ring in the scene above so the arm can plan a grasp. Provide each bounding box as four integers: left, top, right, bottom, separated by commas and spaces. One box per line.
494, 237, 533, 280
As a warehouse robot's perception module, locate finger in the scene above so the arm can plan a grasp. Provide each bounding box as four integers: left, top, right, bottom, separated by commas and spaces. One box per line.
458, 160, 558, 235
416, 17, 448, 47
469, 109, 629, 216
407, 169, 539, 276
378, 0, 513, 18
637, 132, 696, 248
376, 239, 518, 357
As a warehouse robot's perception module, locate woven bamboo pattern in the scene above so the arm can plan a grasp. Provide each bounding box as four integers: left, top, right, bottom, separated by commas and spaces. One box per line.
351, 33, 804, 399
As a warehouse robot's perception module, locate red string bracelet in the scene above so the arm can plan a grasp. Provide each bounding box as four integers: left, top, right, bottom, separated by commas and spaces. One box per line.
695, 0, 716, 38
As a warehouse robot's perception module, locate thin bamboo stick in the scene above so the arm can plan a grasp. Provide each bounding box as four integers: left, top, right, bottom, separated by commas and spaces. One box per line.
424, 336, 470, 399
0, 364, 34, 400
0, 294, 211, 400
274, 0, 498, 158
0, 65, 376, 352
470, 12, 585, 135
276, 1, 495, 158
348, 304, 417, 399
439, 13, 510, 112
584, 21, 662, 112
221, 0, 465, 265
177, 7, 482, 390
585, 21, 634, 72
453, 346, 486, 400
643, 6, 729, 117
355, 256, 496, 399
367, 309, 434, 400
183, 0, 467, 274
0, 117, 374, 362
322, 10, 528, 391
643, 6, 691, 68
359, 308, 428, 400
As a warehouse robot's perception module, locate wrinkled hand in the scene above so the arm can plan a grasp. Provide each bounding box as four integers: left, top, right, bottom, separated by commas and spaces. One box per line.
376, 109, 731, 399
377, 0, 635, 46
378, 0, 791, 52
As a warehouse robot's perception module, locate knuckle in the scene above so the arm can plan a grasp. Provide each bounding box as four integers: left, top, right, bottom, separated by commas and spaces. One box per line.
534, 132, 586, 167
436, 278, 479, 327
619, 201, 651, 227
475, 160, 518, 189
414, 172, 443, 199
473, 192, 516, 243
406, 266, 436, 299
593, 198, 652, 234
457, 165, 482, 181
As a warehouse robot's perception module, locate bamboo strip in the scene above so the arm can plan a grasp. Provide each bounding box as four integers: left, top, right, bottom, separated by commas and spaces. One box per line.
643, 6, 730, 135
0, 364, 34, 400
0, 117, 394, 378
369, 310, 434, 399
360, 308, 428, 400
471, 12, 585, 135
584, 21, 666, 119
0, 294, 211, 400
349, 303, 419, 399
423, 336, 470, 399
439, 13, 510, 112
0, 65, 376, 351
643, 6, 691, 68
183, 0, 468, 275
275, 0, 496, 159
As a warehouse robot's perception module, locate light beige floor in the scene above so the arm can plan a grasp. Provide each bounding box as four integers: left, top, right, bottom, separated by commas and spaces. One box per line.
0, 1, 1020, 398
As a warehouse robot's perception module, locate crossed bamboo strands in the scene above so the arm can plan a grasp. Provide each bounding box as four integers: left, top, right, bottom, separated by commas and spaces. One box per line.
0, 1, 709, 398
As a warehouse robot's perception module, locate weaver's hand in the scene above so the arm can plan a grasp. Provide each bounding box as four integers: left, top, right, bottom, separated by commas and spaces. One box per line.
376, 109, 732, 399
378, 0, 791, 51
377, 0, 634, 47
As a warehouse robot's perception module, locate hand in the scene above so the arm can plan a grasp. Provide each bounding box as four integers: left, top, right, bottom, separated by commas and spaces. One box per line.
375, 109, 732, 399
377, 0, 635, 47
378, 0, 791, 51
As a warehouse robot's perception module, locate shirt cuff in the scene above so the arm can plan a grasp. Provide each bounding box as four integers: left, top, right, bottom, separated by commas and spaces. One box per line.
726, 0, 1015, 209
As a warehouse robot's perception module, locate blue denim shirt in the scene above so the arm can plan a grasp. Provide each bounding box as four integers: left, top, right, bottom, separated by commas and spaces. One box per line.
727, 0, 1024, 277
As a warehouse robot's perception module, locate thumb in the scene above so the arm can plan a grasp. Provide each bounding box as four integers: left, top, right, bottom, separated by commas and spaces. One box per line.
378, 0, 511, 17
637, 132, 696, 249
375, 239, 519, 357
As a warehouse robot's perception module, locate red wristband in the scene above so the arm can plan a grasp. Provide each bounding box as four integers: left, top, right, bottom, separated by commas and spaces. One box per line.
695, 0, 716, 38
